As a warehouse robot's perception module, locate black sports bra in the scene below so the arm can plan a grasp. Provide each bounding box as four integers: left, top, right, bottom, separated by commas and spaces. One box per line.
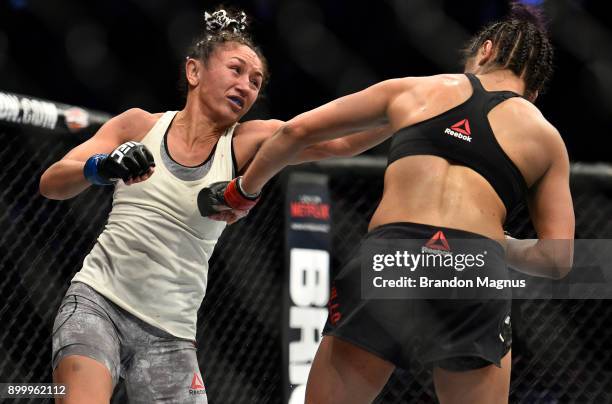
387, 73, 528, 220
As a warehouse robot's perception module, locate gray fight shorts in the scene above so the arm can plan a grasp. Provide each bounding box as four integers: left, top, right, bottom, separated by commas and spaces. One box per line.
52, 282, 208, 403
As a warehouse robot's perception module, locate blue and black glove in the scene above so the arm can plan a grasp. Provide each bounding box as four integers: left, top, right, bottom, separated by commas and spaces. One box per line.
84, 141, 155, 185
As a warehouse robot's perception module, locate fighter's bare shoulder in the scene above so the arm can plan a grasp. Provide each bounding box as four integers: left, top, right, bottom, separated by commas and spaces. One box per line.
370, 76, 423, 94
91, 108, 163, 143
231, 119, 286, 169
234, 119, 284, 146
407, 73, 462, 87
107, 108, 161, 143
372, 76, 455, 104
504, 98, 565, 149
236, 119, 284, 136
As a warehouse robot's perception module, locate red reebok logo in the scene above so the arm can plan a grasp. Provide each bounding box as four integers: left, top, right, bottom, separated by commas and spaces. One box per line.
444, 119, 472, 142
190, 373, 205, 390
450, 119, 471, 135
424, 231, 450, 251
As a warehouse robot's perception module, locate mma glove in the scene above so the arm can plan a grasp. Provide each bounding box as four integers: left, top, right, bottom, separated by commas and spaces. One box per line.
198, 177, 260, 217
84, 141, 155, 185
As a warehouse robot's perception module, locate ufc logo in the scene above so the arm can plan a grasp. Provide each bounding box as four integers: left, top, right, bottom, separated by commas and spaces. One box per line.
110, 141, 139, 163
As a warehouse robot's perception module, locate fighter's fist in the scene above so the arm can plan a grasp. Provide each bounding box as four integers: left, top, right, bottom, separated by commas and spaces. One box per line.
84, 141, 155, 185
198, 177, 260, 217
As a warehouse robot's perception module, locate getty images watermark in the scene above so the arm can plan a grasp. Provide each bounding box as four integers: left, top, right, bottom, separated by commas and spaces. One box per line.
361, 233, 612, 300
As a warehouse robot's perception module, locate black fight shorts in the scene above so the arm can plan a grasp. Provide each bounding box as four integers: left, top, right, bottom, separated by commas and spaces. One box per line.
323, 222, 512, 371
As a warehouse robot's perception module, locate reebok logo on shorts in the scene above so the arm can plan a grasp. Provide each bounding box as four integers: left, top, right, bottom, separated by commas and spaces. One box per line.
444, 119, 472, 142
422, 230, 452, 255
189, 372, 206, 395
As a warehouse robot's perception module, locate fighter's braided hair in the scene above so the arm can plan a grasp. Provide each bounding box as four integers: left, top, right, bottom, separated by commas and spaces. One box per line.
463, 1, 553, 98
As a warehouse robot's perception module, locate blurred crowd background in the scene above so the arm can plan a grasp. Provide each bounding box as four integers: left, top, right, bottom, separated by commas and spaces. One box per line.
1, 0, 610, 164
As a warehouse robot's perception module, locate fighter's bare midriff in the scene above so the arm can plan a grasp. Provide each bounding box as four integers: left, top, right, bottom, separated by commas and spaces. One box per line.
369, 156, 508, 239
369, 74, 551, 239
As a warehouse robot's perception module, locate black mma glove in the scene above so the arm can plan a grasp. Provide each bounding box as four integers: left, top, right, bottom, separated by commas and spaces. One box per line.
198, 177, 260, 217
84, 141, 155, 185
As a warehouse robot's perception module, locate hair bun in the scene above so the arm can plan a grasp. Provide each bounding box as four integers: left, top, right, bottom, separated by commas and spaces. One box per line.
204, 9, 247, 34
508, 1, 547, 31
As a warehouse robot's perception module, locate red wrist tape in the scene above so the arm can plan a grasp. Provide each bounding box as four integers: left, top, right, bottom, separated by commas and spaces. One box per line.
223, 178, 260, 210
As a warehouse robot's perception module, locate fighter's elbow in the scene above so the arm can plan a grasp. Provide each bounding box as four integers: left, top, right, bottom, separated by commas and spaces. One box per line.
558, 242, 574, 279
549, 250, 574, 279
39, 171, 54, 199
550, 262, 573, 279
279, 121, 312, 147
39, 180, 63, 200
535, 239, 574, 279
39, 167, 71, 200
548, 251, 573, 279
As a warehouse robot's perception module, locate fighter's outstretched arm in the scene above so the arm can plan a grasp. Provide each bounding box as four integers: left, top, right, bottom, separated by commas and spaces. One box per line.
239, 78, 410, 194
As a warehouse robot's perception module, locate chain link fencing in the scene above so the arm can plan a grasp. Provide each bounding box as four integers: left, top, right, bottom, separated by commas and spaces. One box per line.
1, 97, 610, 403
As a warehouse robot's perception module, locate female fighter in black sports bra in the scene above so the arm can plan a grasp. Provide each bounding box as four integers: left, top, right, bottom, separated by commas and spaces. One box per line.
201, 3, 574, 403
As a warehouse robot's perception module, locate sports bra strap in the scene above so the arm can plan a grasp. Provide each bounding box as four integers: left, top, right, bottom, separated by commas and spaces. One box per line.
465, 73, 485, 92
465, 73, 521, 113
